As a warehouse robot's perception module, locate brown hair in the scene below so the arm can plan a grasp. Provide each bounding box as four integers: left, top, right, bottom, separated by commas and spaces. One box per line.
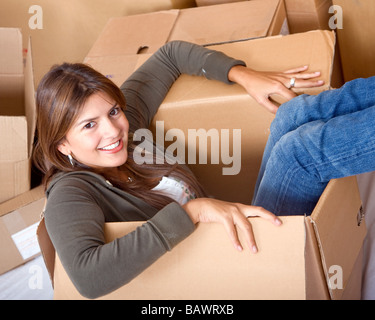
33, 63, 206, 210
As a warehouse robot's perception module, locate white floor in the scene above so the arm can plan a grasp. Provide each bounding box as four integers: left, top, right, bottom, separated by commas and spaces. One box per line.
0, 255, 53, 300
1, 172, 375, 300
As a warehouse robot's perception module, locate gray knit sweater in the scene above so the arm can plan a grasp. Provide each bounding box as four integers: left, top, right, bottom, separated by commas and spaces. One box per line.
45, 41, 246, 299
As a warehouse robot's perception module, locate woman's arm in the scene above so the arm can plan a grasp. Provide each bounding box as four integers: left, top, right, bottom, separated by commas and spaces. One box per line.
122, 41, 324, 131
121, 40, 246, 132
45, 176, 195, 299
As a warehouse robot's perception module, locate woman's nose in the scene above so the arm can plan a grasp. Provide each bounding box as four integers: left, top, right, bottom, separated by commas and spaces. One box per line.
101, 118, 120, 138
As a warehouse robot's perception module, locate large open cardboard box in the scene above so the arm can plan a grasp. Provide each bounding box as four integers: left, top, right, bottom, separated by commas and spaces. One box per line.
0, 28, 36, 203
37, 30, 366, 299
41, 176, 366, 300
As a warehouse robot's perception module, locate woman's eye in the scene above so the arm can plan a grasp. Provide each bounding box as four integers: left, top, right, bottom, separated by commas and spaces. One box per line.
109, 107, 120, 116
84, 122, 95, 129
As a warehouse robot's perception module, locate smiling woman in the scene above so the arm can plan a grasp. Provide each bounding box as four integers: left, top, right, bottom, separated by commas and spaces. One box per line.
32, 41, 322, 299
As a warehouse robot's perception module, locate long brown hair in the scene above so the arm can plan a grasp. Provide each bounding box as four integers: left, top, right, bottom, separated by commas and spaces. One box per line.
33, 63, 206, 210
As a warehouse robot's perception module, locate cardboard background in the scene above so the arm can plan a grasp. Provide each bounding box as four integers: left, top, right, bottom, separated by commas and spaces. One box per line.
0, 0, 196, 85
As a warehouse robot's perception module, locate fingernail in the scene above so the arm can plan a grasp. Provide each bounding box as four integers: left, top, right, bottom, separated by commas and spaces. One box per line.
275, 218, 282, 225
252, 245, 258, 253
237, 244, 243, 252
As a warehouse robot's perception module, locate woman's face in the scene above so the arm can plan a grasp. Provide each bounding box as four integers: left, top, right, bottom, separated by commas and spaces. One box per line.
58, 92, 129, 169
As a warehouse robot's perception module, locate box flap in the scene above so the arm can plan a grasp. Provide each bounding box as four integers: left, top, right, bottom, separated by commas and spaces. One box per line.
86, 11, 179, 58
24, 38, 37, 157
86, 0, 286, 60
168, 0, 281, 45
53, 216, 307, 300
84, 54, 152, 88
0, 28, 23, 75
0, 116, 28, 162
310, 176, 366, 300
0, 185, 44, 217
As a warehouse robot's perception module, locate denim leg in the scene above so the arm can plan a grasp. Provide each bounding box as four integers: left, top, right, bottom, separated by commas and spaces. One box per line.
252, 76, 375, 205
253, 104, 375, 216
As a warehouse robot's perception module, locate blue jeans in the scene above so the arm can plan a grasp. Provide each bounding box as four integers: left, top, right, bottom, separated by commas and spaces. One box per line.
252, 76, 375, 216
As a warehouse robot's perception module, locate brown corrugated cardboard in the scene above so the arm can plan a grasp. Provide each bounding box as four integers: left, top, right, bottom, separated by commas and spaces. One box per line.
194, 0, 332, 33
195, 0, 246, 6
0, 28, 36, 203
153, 31, 334, 204
44, 176, 365, 300
0, 0, 197, 85
332, 0, 375, 81
85, 0, 287, 61
35, 29, 366, 300
284, 0, 333, 33
0, 185, 45, 275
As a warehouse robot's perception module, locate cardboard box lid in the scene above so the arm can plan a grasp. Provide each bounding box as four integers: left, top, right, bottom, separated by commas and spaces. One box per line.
309, 175, 366, 300
86, 10, 179, 58
168, 0, 285, 45
86, 0, 286, 59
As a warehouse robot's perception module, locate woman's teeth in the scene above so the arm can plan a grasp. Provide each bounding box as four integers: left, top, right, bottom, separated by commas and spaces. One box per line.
99, 140, 120, 150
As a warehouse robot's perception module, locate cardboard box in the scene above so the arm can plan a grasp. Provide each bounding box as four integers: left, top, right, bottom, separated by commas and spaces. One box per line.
0, 185, 45, 275
196, 0, 245, 6
332, 0, 375, 81
41, 176, 365, 300
36, 30, 365, 300
153, 31, 334, 204
284, 0, 333, 33
0, 28, 36, 203
0, 0, 197, 85
85, 0, 287, 60
84, 0, 288, 87
194, 0, 332, 33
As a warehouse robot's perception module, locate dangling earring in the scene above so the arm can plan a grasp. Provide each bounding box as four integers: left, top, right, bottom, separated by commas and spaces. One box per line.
67, 154, 74, 167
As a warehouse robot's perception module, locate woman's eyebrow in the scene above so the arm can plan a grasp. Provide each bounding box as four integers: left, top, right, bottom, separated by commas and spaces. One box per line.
75, 103, 118, 128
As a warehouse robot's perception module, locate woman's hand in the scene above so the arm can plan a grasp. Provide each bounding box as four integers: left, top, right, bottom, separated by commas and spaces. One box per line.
182, 198, 282, 253
228, 65, 325, 114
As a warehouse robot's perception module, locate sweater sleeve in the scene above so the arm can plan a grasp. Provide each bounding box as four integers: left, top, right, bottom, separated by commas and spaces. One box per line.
121, 40, 246, 132
45, 176, 195, 299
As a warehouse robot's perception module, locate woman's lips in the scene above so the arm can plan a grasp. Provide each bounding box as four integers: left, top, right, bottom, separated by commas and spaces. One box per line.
98, 139, 123, 153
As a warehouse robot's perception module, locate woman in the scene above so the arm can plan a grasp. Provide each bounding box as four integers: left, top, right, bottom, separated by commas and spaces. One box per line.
252, 75, 375, 216
33, 41, 323, 299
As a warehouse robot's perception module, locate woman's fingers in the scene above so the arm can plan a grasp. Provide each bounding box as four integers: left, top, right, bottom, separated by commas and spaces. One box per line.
224, 204, 282, 253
